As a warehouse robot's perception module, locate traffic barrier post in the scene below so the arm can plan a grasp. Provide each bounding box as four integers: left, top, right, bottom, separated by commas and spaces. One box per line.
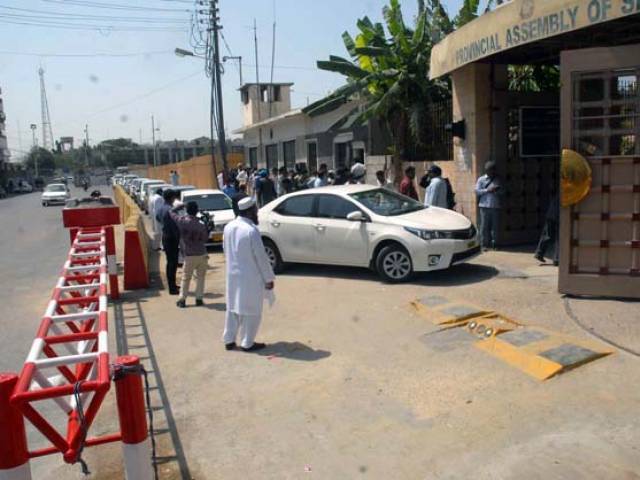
113, 355, 154, 480
0, 374, 31, 480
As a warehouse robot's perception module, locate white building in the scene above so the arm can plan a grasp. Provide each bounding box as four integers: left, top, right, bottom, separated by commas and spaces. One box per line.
233, 83, 380, 173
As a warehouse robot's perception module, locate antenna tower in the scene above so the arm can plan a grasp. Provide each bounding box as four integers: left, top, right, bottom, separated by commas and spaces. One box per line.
38, 67, 54, 151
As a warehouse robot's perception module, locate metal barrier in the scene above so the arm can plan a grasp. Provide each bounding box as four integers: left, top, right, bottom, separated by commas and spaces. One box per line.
0, 227, 153, 479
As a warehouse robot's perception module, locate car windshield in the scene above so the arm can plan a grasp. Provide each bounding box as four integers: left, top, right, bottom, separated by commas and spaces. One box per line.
187, 194, 232, 211
349, 188, 425, 216
45, 185, 66, 192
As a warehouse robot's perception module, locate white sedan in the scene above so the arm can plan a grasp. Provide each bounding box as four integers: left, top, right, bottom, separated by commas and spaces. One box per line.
258, 185, 480, 282
181, 189, 235, 246
41, 183, 70, 206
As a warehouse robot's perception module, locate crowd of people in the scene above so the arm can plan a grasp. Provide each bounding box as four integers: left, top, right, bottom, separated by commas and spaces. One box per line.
148, 159, 558, 352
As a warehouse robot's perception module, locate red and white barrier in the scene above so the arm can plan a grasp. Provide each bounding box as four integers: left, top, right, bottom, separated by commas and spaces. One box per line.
0, 227, 153, 479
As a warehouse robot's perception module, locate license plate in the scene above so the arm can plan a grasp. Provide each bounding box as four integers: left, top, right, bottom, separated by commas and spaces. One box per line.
211, 233, 223, 242
468, 241, 477, 249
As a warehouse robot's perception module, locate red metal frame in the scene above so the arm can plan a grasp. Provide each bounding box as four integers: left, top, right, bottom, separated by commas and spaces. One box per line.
10, 227, 118, 463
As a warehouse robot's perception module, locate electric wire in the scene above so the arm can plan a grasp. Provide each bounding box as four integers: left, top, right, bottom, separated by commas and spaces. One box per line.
0, 49, 173, 57
0, 18, 187, 31
0, 6, 187, 22
41, 0, 191, 13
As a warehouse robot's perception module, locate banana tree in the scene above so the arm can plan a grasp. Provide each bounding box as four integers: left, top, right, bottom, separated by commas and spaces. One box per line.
304, 0, 454, 180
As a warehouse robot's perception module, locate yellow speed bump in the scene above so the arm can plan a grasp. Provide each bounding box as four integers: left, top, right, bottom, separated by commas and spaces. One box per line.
466, 312, 523, 339
411, 295, 491, 326
476, 327, 614, 380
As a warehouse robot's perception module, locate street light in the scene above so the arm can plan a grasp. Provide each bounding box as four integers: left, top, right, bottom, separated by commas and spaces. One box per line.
30, 124, 38, 178
223, 55, 243, 87
174, 48, 196, 58
175, 45, 222, 187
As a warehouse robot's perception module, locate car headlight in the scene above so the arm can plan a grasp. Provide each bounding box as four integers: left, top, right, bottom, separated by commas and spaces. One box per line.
404, 227, 451, 241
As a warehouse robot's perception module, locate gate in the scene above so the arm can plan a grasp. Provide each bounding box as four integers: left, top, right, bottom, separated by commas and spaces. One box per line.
559, 45, 640, 298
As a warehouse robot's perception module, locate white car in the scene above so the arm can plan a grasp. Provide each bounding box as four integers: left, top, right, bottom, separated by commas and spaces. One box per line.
41, 183, 70, 206
16, 182, 34, 194
139, 179, 165, 208
182, 189, 235, 246
258, 185, 480, 282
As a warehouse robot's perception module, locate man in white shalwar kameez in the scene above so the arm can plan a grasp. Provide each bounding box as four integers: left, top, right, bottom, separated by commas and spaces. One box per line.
222, 197, 275, 352
149, 188, 164, 250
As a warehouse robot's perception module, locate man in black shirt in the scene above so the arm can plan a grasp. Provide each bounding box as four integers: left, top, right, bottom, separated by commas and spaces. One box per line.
156, 189, 181, 294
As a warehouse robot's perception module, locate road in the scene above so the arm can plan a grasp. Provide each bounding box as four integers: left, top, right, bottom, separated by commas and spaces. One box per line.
0, 183, 123, 479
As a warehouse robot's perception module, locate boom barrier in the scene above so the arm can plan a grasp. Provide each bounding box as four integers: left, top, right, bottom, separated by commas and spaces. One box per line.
0, 223, 154, 478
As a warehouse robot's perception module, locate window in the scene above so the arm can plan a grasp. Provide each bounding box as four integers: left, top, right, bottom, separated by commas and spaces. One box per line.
249, 147, 257, 168
188, 194, 232, 211
261, 86, 268, 102
307, 141, 317, 172
266, 144, 278, 170
317, 195, 361, 219
350, 188, 424, 216
283, 140, 296, 169
241, 90, 249, 105
273, 85, 281, 102
335, 142, 349, 169
275, 195, 314, 217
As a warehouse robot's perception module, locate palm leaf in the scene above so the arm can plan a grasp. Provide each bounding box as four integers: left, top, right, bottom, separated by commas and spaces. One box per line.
316, 60, 369, 79
342, 31, 357, 56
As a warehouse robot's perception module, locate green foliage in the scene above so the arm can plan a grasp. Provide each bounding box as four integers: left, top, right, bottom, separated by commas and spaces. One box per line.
26, 147, 56, 174
509, 65, 561, 92
454, 0, 481, 27
305, 0, 454, 162
99, 138, 142, 168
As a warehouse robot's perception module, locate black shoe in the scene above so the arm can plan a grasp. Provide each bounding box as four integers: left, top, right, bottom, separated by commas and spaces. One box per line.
169, 288, 180, 295
241, 342, 266, 352
176, 299, 186, 308
553, 260, 559, 266
225, 342, 236, 351
195, 299, 204, 307
534, 253, 546, 263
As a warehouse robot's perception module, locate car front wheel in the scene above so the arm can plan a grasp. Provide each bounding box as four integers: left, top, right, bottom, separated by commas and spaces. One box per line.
376, 245, 413, 283
262, 238, 284, 274
42, 201, 48, 207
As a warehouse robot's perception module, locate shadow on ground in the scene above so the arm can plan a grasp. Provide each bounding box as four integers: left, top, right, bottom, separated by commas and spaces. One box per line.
112, 286, 192, 480
255, 341, 331, 361
279, 262, 498, 286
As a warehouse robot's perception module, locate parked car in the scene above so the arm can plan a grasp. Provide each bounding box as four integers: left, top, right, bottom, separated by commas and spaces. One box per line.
122, 174, 139, 193
129, 178, 149, 201
0, 186, 7, 198
41, 183, 70, 206
181, 189, 235, 246
146, 183, 172, 214
16, 181, 33, 193
139, 179, 165, 209
257, 185, 480, 283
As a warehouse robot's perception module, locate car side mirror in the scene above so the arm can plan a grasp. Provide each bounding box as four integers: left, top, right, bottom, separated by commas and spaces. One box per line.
347, 211, 365, 222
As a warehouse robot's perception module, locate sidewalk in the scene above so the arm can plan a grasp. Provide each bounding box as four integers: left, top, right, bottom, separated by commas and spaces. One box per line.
85, 245, 640, 479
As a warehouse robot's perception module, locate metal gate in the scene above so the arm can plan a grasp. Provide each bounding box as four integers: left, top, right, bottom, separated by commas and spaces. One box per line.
559, 45, 640, 298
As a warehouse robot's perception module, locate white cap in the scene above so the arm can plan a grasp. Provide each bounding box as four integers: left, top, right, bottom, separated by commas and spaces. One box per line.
351, 162, 366, 179
238, 196, 256, 211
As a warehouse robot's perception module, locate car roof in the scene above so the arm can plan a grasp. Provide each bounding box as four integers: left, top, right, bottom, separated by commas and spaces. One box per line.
182, 189, 225, 196
285, 184, 376, 197
141, 179, 164, 185
46, 183, 66, 188
172, 185, 196, 191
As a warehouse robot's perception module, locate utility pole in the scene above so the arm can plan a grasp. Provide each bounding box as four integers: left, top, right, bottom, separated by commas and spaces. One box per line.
151, 115, 157, 167
223, 55, 243, 87
210, 0, 228, 175
84, 124, 89, 167
30, 123, 38, 177
253, 19, 263, 167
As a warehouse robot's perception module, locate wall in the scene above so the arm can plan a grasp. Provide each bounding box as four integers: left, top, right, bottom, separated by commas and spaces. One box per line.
130, 152, 244, 189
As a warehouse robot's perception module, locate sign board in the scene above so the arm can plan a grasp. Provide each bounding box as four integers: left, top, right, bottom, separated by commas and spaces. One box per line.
430, 0, 640, 79
519, 106, 560, 157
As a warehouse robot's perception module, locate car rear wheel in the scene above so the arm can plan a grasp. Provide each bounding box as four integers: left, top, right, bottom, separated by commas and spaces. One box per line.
376, 245, 413, 283
262, 238, 284, 274
42, 201, 48, 207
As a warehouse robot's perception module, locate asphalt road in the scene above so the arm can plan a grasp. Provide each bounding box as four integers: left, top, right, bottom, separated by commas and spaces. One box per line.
0, 187, 86, 374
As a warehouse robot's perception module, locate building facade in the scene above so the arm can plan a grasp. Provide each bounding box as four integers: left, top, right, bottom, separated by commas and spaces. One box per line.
234, 83, 388, 174
429, 0, 640, 298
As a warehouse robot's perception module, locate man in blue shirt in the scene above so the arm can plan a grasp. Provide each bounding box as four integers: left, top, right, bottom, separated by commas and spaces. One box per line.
475, 162, 503, 250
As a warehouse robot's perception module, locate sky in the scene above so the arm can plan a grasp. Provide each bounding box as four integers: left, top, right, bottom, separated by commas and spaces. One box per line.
0, 0, 465, 160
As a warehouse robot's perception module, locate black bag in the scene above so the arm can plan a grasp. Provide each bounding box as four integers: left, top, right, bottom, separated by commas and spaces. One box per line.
444, 178, 456, 209
419, 173, 430, 189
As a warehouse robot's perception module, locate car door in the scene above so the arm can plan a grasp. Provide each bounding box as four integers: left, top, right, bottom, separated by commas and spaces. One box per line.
313, 194, 370, 266
268, 194, 317, 262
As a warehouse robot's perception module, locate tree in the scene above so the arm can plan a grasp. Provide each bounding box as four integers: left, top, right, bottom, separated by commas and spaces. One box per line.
304, 0, 457, 180
26, 147, 56, 175
98, 138, 143, 168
